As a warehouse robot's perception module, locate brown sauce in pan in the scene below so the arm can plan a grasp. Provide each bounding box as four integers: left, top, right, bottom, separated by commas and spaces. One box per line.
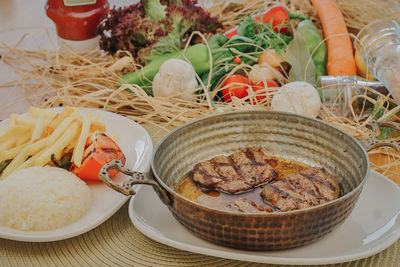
176, 156, 310, 210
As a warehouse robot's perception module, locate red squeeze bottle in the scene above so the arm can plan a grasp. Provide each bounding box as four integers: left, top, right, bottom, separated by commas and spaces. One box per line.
45, 0, 109, 49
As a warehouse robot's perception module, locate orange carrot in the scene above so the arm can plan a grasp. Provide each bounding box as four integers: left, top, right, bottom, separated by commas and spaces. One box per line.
311, 0, 357, 76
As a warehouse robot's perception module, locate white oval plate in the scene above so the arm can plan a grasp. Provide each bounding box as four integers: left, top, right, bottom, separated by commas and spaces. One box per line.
0, 107, 153, 242
129, 170, 400, 265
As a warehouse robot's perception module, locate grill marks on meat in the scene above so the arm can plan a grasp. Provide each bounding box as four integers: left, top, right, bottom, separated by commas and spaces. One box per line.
192, 148, 278, 194
191, 149, 340, 213
224, 198, 276, 213
300, 167, 340, 201
260, 167, 340, 211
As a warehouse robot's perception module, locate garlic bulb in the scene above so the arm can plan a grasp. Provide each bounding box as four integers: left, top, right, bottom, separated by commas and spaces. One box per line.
271, 81, 321, 118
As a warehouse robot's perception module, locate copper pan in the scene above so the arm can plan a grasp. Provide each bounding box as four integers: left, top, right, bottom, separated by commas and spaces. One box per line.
100, 110, 378, 250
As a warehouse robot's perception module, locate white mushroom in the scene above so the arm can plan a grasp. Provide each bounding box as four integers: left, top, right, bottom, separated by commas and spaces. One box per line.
152, 58, 198, 100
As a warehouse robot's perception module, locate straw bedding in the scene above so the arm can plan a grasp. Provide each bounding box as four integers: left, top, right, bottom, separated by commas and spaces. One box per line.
1, 0, 400, 180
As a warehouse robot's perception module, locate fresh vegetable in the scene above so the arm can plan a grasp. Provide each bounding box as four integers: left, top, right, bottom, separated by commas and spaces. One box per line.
98, 0, 221, 64
369, 99, 395, 140
221, 74, 279, 103
143, 0, 166, 22
221, 75, 250, 102
202, 17, 292, 91
284, 30, 317, 84
120, 17, 292, 94
251, 80, 279, 102
271, 81, 321, 118
152, 58, 198, 100
297, 20, 327, 78
355, 48, 375, 80
224, 5, 307, 38
234, 57, 241, 64
225, 17, 292, 54
118, 43, 209, 93
258, 49, 286, 72
260, 5, 307, 33
70, 132, 126, 181
248, 63, 276, 83
311, 0, 357, 76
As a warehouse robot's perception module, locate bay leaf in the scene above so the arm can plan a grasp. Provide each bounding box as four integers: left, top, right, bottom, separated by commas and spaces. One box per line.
284, 30, 316, 85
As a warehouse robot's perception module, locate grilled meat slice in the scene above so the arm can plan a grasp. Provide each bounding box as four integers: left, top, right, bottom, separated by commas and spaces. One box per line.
260, 167, 340, 211
224, 198, 275, 213
300, 167, 340, 200
192, 148, 278, 194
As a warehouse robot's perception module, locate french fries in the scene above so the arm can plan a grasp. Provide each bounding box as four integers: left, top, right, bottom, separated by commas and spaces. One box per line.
0, 126, 31, 143
1, 137, 50, 177
35, 121, 80, 168
28, 106, 57, 120
72, 114, 91, 167
43, 106, 74, 136
0, 106, 107, 179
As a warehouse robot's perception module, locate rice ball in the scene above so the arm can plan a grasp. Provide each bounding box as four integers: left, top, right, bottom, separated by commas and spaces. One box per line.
0, 166, 92, 231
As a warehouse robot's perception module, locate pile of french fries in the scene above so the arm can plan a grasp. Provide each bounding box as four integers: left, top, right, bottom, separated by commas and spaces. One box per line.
0, 106, 106, 179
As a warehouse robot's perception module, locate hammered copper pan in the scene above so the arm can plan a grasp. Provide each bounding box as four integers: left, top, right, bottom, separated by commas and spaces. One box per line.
100, 110, 370, 250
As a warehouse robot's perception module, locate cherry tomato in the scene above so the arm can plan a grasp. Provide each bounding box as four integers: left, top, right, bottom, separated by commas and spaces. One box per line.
234, 56, 241, 64
251, 80, 279, 102
70, 132, 126, 181
221, 75, 250, 102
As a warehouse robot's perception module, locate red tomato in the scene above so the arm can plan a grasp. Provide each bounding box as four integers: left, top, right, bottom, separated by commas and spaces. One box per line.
221, 75, 250, 102
262, 5, 290, 33
70, 132, 126, 181
224, 5, 289, 38
251, 80, 280, 102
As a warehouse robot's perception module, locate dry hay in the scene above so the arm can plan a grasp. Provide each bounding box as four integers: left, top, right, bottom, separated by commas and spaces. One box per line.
1, 0, 400, 180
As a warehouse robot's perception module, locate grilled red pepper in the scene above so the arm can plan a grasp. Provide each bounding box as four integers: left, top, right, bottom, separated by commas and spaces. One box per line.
224, 5, 307, 38
70, 132, 126, 181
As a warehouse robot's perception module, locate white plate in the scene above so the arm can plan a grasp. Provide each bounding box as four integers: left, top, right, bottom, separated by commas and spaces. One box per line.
129, 170, 400, 265
0, 107, 153, 242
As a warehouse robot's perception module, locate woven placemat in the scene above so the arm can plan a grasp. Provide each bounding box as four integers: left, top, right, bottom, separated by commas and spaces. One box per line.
1, 201, 400, 267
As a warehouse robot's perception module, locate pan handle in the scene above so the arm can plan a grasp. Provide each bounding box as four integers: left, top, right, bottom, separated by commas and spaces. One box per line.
99, 160, 171, 206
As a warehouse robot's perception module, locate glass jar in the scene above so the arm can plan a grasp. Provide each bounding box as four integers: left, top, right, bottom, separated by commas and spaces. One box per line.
355, 19, 400, 104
